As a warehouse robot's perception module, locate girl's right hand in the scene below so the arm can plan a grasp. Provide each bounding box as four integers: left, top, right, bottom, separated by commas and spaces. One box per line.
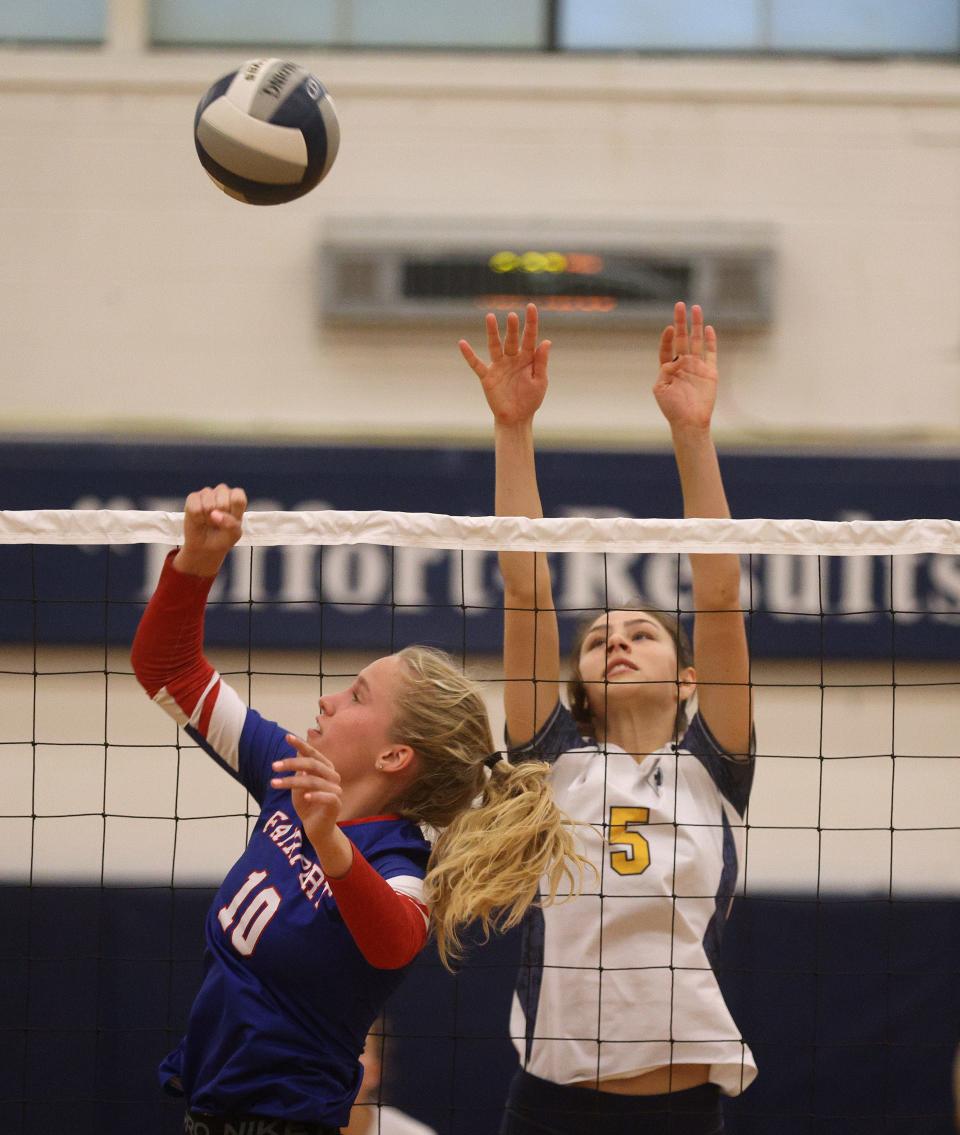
174, 483, 247, 576
459, 302, 551, 427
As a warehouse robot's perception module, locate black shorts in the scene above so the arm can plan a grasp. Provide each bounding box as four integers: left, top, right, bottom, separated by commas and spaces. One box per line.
184, 1109, 339, 1135
499, 1070, 724, 1135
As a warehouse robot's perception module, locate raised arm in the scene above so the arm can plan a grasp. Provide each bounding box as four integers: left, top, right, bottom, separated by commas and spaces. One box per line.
653, 303, 752, 759
460, 304, 560, 745
131, 484, 251, 771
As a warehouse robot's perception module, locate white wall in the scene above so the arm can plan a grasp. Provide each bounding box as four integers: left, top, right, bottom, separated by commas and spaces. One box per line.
1, 47, 958, 444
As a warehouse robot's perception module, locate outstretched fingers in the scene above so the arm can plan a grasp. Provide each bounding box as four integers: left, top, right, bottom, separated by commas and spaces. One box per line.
519, 302, 539, 355
462, 304, 542, 375
282, 734, 338, 773
704, 323, 718, 369
502, 310, 521, 357
272, 739, 341, 801
484, 312, 503, 361
662, 302, 713, 365
458, 338, 487, 379
689, 304, 705, 358
533, 339, 552, 381
672, 301, 689, 357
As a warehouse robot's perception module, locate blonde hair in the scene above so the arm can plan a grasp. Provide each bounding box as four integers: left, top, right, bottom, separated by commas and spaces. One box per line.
391, 645, 585, 969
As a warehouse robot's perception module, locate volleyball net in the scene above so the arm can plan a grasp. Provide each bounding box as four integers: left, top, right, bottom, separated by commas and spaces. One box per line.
2, 508, 959, 1135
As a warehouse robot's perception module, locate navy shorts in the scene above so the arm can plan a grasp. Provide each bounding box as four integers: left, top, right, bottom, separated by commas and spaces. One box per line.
184, 1110, 338, 1135
499, 1070, 724, 1135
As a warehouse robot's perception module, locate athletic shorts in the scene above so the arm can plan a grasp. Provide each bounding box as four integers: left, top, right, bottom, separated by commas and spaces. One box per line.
499, 1070, 724, 1135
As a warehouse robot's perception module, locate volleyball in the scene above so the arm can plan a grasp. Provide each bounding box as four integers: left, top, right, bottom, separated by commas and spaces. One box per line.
193, 58, 340, 205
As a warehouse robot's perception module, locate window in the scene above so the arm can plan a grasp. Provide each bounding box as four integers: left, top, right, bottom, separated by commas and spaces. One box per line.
50, 0, 952, 55
0, 0, 106, 44
559, 0, 760, 52
769, 0, 959, 54
558, 0, 960, 55
151, 0, 547, 49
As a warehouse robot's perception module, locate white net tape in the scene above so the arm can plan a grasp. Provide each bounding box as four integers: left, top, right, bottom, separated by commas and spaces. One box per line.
4, 509, 960, 555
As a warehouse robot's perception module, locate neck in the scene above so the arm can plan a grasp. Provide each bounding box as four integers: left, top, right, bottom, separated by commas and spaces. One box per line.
333, 767, 406, 821
597, 702, 678, 758
337, 779, 400, 825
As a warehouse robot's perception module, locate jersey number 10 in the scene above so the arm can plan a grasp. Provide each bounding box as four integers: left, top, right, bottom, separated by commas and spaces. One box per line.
218, 870, 282, 956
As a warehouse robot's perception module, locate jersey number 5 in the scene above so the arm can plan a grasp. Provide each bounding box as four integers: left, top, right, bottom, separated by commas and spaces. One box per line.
217, 870, 282, 956
608, 806, 651, 875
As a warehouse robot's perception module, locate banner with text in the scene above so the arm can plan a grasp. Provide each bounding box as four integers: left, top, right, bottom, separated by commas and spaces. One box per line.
2, 440, 958, 658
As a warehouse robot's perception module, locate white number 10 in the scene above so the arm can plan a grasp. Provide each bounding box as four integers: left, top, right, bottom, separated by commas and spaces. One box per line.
217, 870, 282, 957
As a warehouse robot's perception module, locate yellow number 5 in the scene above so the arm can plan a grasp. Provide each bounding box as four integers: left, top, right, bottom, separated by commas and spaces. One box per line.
609, 806, 651, 876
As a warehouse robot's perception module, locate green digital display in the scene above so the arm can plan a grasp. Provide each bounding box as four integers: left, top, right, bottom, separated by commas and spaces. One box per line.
402, 249, 692, 313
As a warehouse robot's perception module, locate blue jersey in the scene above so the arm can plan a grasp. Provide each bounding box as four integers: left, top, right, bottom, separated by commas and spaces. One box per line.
131, 555, 433, 1124
159, 705, 431, 1126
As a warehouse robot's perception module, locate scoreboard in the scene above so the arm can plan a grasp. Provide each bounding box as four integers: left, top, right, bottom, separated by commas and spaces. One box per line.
319, 219, 775, 328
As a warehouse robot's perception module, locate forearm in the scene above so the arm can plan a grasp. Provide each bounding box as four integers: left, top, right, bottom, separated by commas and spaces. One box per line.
173, 545, 229, 578
495, 421, 552, 604
495, 421, 542, 519
321, 838, 428, 969
671, 426, 742, 606
495, 421, 560, 736
305, 823, 355, 880
131, 551, 217, 699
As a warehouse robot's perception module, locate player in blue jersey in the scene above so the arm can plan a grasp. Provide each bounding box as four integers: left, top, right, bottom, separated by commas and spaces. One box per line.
460, 302, 756, 1134
131, 484, 584, 1135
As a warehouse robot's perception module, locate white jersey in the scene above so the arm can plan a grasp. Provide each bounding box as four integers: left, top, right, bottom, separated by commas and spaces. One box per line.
509, 703, 757, 1096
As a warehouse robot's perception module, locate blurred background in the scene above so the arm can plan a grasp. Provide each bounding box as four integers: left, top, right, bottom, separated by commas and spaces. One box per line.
1, 2, 959, 1133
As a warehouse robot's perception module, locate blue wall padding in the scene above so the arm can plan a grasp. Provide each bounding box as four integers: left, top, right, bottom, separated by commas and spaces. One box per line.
1, 888, 957, 1135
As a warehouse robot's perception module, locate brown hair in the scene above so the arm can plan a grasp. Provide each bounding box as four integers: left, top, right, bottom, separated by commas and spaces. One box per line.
391, 646, 587, 969
566, 603, 695, 742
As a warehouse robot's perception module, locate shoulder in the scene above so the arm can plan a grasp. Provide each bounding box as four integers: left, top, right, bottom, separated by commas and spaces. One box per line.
507, 701, 593, 765
343, 815, 431, 872
238, 707, 293, 756
679, 712, 755, 818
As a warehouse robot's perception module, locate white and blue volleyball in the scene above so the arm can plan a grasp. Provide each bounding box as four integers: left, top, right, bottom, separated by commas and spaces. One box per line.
194, 59, 340, 205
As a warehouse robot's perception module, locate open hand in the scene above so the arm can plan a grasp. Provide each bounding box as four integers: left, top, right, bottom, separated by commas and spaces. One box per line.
459, 303, 551, 427
653, 302, 719, 433
272, 735, 343, 838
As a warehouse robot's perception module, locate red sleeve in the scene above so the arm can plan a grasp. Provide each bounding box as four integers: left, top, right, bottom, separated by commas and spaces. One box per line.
326, 843, 429, 970
130, 550, 221, 729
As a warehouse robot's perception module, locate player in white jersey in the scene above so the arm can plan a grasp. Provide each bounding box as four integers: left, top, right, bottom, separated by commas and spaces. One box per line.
461, 301, 757, 1134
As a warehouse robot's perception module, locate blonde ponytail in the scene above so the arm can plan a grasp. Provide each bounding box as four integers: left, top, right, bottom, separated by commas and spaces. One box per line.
426, 757, 583, 968
391, 646, 587, 969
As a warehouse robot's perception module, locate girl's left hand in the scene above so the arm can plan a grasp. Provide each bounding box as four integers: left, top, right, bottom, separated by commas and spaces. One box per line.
653, 301, 718, 432
272, 737, 343, 836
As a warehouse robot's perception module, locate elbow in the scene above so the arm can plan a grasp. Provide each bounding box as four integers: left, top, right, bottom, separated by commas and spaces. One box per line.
360, 926, 426, 969
363, 908, 428, 970
129, 629, 162, 699
364, 944, 421, 971
129, 637, 147, 691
